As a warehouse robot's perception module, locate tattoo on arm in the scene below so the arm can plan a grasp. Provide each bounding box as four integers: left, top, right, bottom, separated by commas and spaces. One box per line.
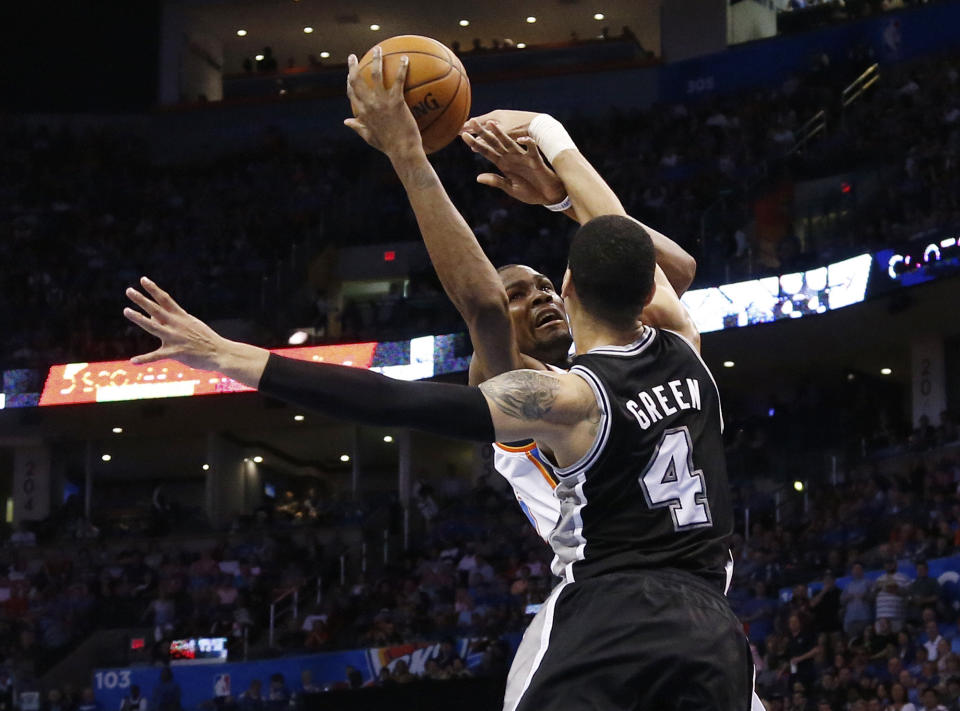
402, 164, 440, 191
586, 402, 602, 438
480, 370, 560, 421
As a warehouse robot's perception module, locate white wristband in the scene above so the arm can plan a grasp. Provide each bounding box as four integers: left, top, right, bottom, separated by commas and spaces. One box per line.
528, 114, 577, 163
544, 195, 572, 212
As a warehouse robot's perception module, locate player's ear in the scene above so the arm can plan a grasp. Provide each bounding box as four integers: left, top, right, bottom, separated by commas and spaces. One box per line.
643, 280, 656, 309
560, 267, 572, 299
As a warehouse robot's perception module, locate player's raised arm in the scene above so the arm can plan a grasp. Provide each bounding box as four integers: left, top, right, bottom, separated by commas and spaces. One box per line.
123, 279, 594, 463
344, 49, 536, 384
463, 110, 697, 296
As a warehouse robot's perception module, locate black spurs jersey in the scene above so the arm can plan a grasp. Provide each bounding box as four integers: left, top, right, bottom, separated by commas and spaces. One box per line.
547, 326, 732, 590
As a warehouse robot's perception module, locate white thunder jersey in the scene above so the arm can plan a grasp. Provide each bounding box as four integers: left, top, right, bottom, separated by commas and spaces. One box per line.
493, 440, 561, 541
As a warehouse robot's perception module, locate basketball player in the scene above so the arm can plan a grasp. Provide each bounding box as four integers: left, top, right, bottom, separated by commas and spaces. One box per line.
344, 48, 697, 540
123, 212, 752, 708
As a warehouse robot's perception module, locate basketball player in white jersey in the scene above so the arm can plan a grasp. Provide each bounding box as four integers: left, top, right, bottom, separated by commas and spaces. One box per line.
342, 48, 698, 542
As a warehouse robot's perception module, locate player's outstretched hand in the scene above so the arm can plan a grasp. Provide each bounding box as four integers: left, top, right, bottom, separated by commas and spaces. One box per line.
123, 277, 227, 371
462, 109, 542, 139
462, 121, 566, 206
344, 47, 422, 159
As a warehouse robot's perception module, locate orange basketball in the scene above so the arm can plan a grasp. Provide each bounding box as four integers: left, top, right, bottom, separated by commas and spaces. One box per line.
354, 35, 471, 154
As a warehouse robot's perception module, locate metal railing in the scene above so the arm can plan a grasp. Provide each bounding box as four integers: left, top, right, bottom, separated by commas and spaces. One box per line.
266, 574, 324, 648
842, 63, 880, 112
791, 109, 827, 155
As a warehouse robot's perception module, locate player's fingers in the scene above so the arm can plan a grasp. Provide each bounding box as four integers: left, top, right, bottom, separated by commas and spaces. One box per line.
130, 348, 171, 366
476, 173, 510, 192
346, 54, 358, 83
489, 122, 523, 153
123, 306, 166, 338
343, 118, 372, 140
140, 277, 187, 316
393, 56, 409, 96
517, 136, 549, 167
466, 134, 500, 163
347, 77, 363, 107
461, 113, 499, 135
479, 122, 509, 155
125, 287, 168, 324
371, 46, 383, 88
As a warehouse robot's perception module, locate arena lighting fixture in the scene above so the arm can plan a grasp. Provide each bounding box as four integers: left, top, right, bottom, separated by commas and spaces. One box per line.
112, 427, 123, 434
526, 16, 537, 23
252, 456, 263, 463
880, 367, 892, 375
255, 54, 265, 61
294, 414, 305, 422
459, 19, 470, 27
202, 464, 210, 471
516, 43, 527, 48
793, 480, 804, 492
101, 454, 112, 462
236, 29, 247, 37
369, 24, 381, 31
593, 13, 605, 20
723, 360, 735, 368
340, 454, 350, 462
383, 435, 394, 443
288, 330, 309, 345
243, 458, 250, 462
303, 26, 313, 33
319, 51, 330, 58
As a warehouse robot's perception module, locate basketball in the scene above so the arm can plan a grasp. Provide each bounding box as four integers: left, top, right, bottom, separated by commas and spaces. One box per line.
354, 35, 471, 154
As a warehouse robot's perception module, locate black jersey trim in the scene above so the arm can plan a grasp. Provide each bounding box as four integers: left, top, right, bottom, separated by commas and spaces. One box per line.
555, 365, 612, 478
585, 326, 656, 356
662, 328, 725, 434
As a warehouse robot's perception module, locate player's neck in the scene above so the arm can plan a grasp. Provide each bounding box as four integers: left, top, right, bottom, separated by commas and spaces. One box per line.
571, 320, 646, 355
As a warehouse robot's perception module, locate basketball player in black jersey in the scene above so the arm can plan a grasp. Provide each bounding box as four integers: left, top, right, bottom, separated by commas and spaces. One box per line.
341, 48, 699, 392
124, 211, 753, 709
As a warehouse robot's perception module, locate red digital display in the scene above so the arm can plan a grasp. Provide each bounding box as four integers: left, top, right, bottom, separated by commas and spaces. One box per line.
39, 342, 378, 407
383, 250, 396, 262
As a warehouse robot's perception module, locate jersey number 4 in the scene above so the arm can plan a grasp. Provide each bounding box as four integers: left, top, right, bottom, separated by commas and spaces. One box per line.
639, 427, 712, 530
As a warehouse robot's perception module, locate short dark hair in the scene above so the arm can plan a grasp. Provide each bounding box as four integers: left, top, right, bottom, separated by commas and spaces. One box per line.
568, 215, 656, 328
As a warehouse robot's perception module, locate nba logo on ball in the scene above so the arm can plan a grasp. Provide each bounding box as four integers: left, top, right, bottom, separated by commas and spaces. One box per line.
354, 36, 472, 153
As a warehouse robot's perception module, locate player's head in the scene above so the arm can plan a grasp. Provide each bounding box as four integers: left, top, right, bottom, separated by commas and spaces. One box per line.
496, 264, 572, 365
561, 215, 656, 330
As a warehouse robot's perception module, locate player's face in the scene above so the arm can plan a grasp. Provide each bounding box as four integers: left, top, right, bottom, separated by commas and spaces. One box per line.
499, 265, 572, 365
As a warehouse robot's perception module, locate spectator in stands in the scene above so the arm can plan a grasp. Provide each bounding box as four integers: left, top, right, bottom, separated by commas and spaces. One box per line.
76, 689, 98, 711
151, 668, 182, 711
917, 686, 948, 711
119, 686, 147, 711
0, 671, 13, 711
811, 571, 843, 635
265, 674, 289, 711
237, 680, 262, 711
390, 660, 416, 684
742, 581, 777, 646
844, 562, 874, 637
889, 681, 918, 711
922, 620, 946, 662
344, 667, 363, 690
788, 612, 821, 687
875, 559, 912, 632
908, 562, 942, 624
144, 589, 176, 643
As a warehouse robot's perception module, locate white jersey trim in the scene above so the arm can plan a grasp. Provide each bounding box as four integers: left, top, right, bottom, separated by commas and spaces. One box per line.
555, 365, 611, 478
662, 328, 725, 434
505, 579, 570, 711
